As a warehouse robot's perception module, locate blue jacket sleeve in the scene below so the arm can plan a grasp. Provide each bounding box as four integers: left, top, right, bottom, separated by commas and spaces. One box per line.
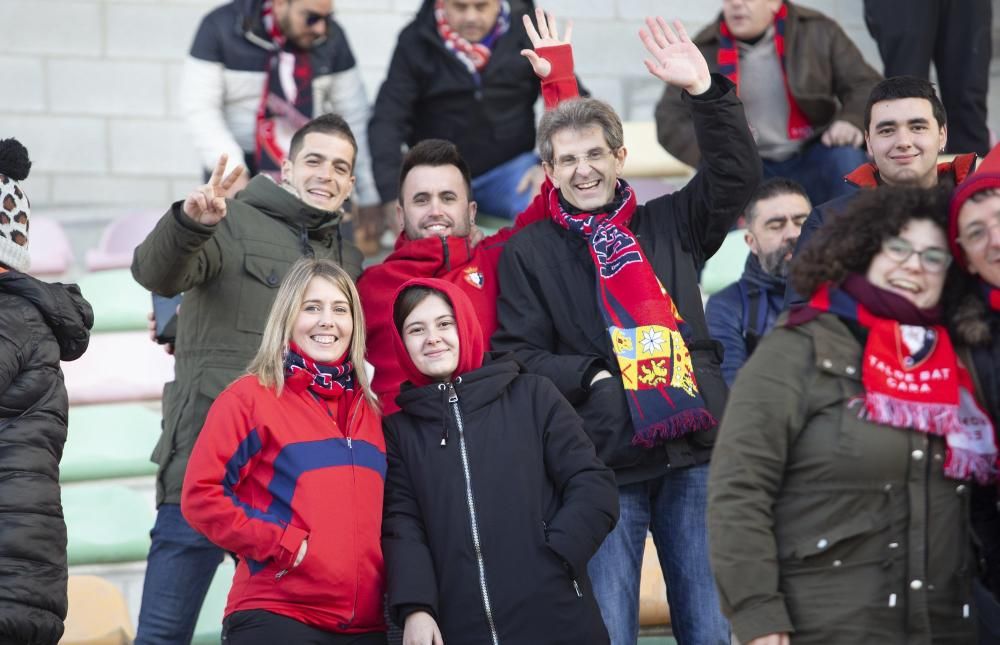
705, 284, 747, 387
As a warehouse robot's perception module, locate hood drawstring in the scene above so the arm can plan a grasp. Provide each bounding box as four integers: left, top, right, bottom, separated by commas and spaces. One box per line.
299, 225, 315, 258
438, 383, 450, 446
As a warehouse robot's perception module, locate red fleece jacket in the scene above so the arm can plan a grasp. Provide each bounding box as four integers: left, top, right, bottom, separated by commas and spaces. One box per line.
181, 372, 386, 633
359, 44, 577, 413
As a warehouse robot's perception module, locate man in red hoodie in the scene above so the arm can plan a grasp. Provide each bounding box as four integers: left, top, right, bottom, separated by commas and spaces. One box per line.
357, 9, 577, 413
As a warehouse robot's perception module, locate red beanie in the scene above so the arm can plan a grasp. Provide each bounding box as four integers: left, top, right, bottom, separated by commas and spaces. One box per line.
949, 144, 1000, 268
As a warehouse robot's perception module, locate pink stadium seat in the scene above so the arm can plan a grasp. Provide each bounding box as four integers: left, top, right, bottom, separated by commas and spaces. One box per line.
28, 216, 74, 276
63, 331, 173, 405
85, 210, 161, 272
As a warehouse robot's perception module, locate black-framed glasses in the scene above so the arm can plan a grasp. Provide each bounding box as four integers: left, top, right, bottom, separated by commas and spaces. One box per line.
304, 10, 331, 26
881, 236, 952, 273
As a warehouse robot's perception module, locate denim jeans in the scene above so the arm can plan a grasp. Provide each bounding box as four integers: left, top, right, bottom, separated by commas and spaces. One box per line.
470, 151, 541, 219
135, 503, 226, 645
762, 141, 868, 207
587, 464, 729, 645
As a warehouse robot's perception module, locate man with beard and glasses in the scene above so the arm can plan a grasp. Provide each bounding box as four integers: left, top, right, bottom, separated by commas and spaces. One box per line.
705, 178, 810, 385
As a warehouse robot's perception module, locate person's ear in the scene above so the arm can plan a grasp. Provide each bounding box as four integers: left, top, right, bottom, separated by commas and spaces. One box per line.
468, 200, 478, 225
939, 124, 948, 154
281, 158, 293, 185
542, 162, 559, 188
614, 146, 628, 176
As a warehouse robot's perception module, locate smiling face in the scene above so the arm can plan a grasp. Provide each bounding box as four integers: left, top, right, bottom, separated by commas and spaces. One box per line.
866, 98, 947, 188
957, 192, 1000, 287
865, 218, 949, 309
281, 131, 356, 212
397, 164, 476, 240
544, 125, 626, 212
402, 294, 460, 382
722, 0, 782, 40
291, 276, 353, 363
746, 192, 811, 278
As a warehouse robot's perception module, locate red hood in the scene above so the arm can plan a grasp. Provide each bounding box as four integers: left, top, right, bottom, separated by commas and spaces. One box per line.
390, 277, 486, 388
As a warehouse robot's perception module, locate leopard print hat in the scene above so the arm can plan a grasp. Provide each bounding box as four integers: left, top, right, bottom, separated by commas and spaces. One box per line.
0, 138, 31, 272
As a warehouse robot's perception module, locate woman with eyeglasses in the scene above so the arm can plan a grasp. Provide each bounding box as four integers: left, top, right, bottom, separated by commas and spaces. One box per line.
707, 185, 993, 645
181, 258, 387, 645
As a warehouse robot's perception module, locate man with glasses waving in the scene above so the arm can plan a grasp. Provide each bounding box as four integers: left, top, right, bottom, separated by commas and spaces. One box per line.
180, 0, 379, 222
492, 15, 759, 645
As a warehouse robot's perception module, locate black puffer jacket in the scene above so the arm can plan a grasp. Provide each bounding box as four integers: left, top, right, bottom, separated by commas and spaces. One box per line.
383, 359, 618, 645
0, 270, 92, 645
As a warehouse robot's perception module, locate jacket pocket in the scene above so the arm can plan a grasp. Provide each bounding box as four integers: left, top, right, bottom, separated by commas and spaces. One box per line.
236, 254, 293, 335
780, 511, 889, 571
151, 380, 186, 467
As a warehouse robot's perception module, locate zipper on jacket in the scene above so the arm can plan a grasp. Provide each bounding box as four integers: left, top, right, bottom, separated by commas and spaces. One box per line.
544, 520, 583, 598
447, 380, 500, 645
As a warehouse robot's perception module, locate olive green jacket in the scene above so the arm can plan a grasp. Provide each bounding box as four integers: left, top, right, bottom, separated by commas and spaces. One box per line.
708, 313, 974, 645
131, 175, 363, 504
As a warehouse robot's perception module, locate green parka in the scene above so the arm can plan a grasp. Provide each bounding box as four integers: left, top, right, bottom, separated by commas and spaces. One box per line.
708, 312, 975, 645
131, 175, 362, 504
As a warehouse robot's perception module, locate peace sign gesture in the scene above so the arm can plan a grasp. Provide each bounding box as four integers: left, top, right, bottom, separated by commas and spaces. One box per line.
639, 17, 711, 96
182, 154, 245, 225
520, 7, 573, 79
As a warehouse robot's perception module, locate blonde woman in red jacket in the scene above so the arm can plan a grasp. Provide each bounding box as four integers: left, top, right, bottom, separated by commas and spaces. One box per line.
181, 257, 386, 644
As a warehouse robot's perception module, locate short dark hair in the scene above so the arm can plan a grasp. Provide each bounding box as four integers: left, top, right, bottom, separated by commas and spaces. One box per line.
288, 113, 358, 168
397, 139, 473, 202
745, 177, 810, 226
393, 285, 453, 335
791, 184, 952, 299
863, 76, 947, 132
537, 98, 623, 165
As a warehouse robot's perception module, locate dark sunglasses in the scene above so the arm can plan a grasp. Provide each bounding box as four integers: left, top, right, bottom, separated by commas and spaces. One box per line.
304, 11, 331, 27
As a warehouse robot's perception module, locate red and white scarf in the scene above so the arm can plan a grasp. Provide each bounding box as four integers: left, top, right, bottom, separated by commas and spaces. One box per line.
717, 3, 812, 141
795, 281, 997, 483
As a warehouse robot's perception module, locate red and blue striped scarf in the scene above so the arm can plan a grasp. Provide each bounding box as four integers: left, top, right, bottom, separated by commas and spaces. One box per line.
548, 181, 716, 447
717, 3, 812, 141
797, 282, 996, 483
284, 342, 354, 399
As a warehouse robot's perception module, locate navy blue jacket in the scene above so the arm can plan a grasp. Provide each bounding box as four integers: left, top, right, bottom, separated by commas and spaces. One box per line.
705, 253, 786, 386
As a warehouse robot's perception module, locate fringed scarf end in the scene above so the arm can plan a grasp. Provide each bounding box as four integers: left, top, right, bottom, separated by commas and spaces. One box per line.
632, 408, 717, 448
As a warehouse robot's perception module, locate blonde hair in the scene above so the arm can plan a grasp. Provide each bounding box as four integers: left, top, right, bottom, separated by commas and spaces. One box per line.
247, 258, 376, 406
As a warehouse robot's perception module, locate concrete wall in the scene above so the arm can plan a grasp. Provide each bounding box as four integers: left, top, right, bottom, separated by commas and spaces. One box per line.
1, 0, 994, 208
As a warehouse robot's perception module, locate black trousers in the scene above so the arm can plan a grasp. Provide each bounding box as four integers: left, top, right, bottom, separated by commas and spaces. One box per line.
222, 610, 388, 645
863, 0, 992, 155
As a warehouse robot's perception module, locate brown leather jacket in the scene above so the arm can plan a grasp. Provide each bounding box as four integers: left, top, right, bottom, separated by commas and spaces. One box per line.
655, 2, 881, 166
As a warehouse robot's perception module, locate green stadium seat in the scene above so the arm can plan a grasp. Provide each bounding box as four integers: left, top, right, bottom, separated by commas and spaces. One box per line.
475, 213, 508, 237
64, 484, 153, 566
192, 558, 235, 645
700, 229, 749, 296
63, 404, 159, 483
77, 269, 150, 333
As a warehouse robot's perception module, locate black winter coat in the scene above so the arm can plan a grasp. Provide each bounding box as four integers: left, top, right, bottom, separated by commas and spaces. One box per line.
0, 271, 92, 645
492, 76, 760, 485
368, 0, 543, 202
382, 359, 618, 645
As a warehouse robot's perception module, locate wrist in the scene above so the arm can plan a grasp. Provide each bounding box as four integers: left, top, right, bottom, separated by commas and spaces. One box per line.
686, 77, 712, 97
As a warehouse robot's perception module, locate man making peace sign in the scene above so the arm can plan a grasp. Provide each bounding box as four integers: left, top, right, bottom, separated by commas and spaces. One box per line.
130, 113, 363, 645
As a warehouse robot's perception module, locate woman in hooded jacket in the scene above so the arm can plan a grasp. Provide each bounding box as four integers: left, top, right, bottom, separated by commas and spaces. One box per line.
382, 277, 618, 645
0, 138, 93, 645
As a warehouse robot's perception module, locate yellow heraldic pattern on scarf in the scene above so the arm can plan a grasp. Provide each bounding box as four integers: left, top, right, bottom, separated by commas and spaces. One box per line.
610, 325, 697, 398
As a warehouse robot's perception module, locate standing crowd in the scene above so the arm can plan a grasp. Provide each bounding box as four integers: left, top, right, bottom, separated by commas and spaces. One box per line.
2, 0, 1000, 644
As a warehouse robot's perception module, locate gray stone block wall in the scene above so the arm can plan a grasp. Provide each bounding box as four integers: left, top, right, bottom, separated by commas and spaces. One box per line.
1, 0, 996, 208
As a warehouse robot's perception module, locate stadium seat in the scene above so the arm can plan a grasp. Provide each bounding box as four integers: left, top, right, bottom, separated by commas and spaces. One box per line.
62, 404, 159, 483
639, 535, 672, 635
76, 269, 150, 333
191, 558, 235, 645
700, 228, 749, 296
64, 484, 153, 566
62, 574, 135, 645
28, 216, 75, 277
85, 211, 161, 272
63, 331, 173, 405
621, 122, 694, 179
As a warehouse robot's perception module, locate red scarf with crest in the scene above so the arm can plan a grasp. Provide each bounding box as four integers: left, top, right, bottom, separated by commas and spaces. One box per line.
717, 3, 812, 141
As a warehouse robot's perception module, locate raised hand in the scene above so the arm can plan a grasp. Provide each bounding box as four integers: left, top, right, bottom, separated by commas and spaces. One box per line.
639, 17, 711, 96
182, 154, 244, 225
520, 7, 573, 78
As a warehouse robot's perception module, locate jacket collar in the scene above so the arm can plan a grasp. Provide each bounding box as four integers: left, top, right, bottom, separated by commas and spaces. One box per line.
0, 271, 94, 361
844, 152, 978, 188
394, 358, 520, 419
741, 252, 787, 292
240, 174, 343, 233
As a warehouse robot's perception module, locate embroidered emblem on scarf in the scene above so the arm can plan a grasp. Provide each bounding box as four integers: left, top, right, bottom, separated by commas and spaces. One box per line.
255, 0, 315, 179
434, 0, 510, 83
284, 342, 355, 399
717, 3, 813, 141
806, 283, 997, 483
546, 181, 716, 447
